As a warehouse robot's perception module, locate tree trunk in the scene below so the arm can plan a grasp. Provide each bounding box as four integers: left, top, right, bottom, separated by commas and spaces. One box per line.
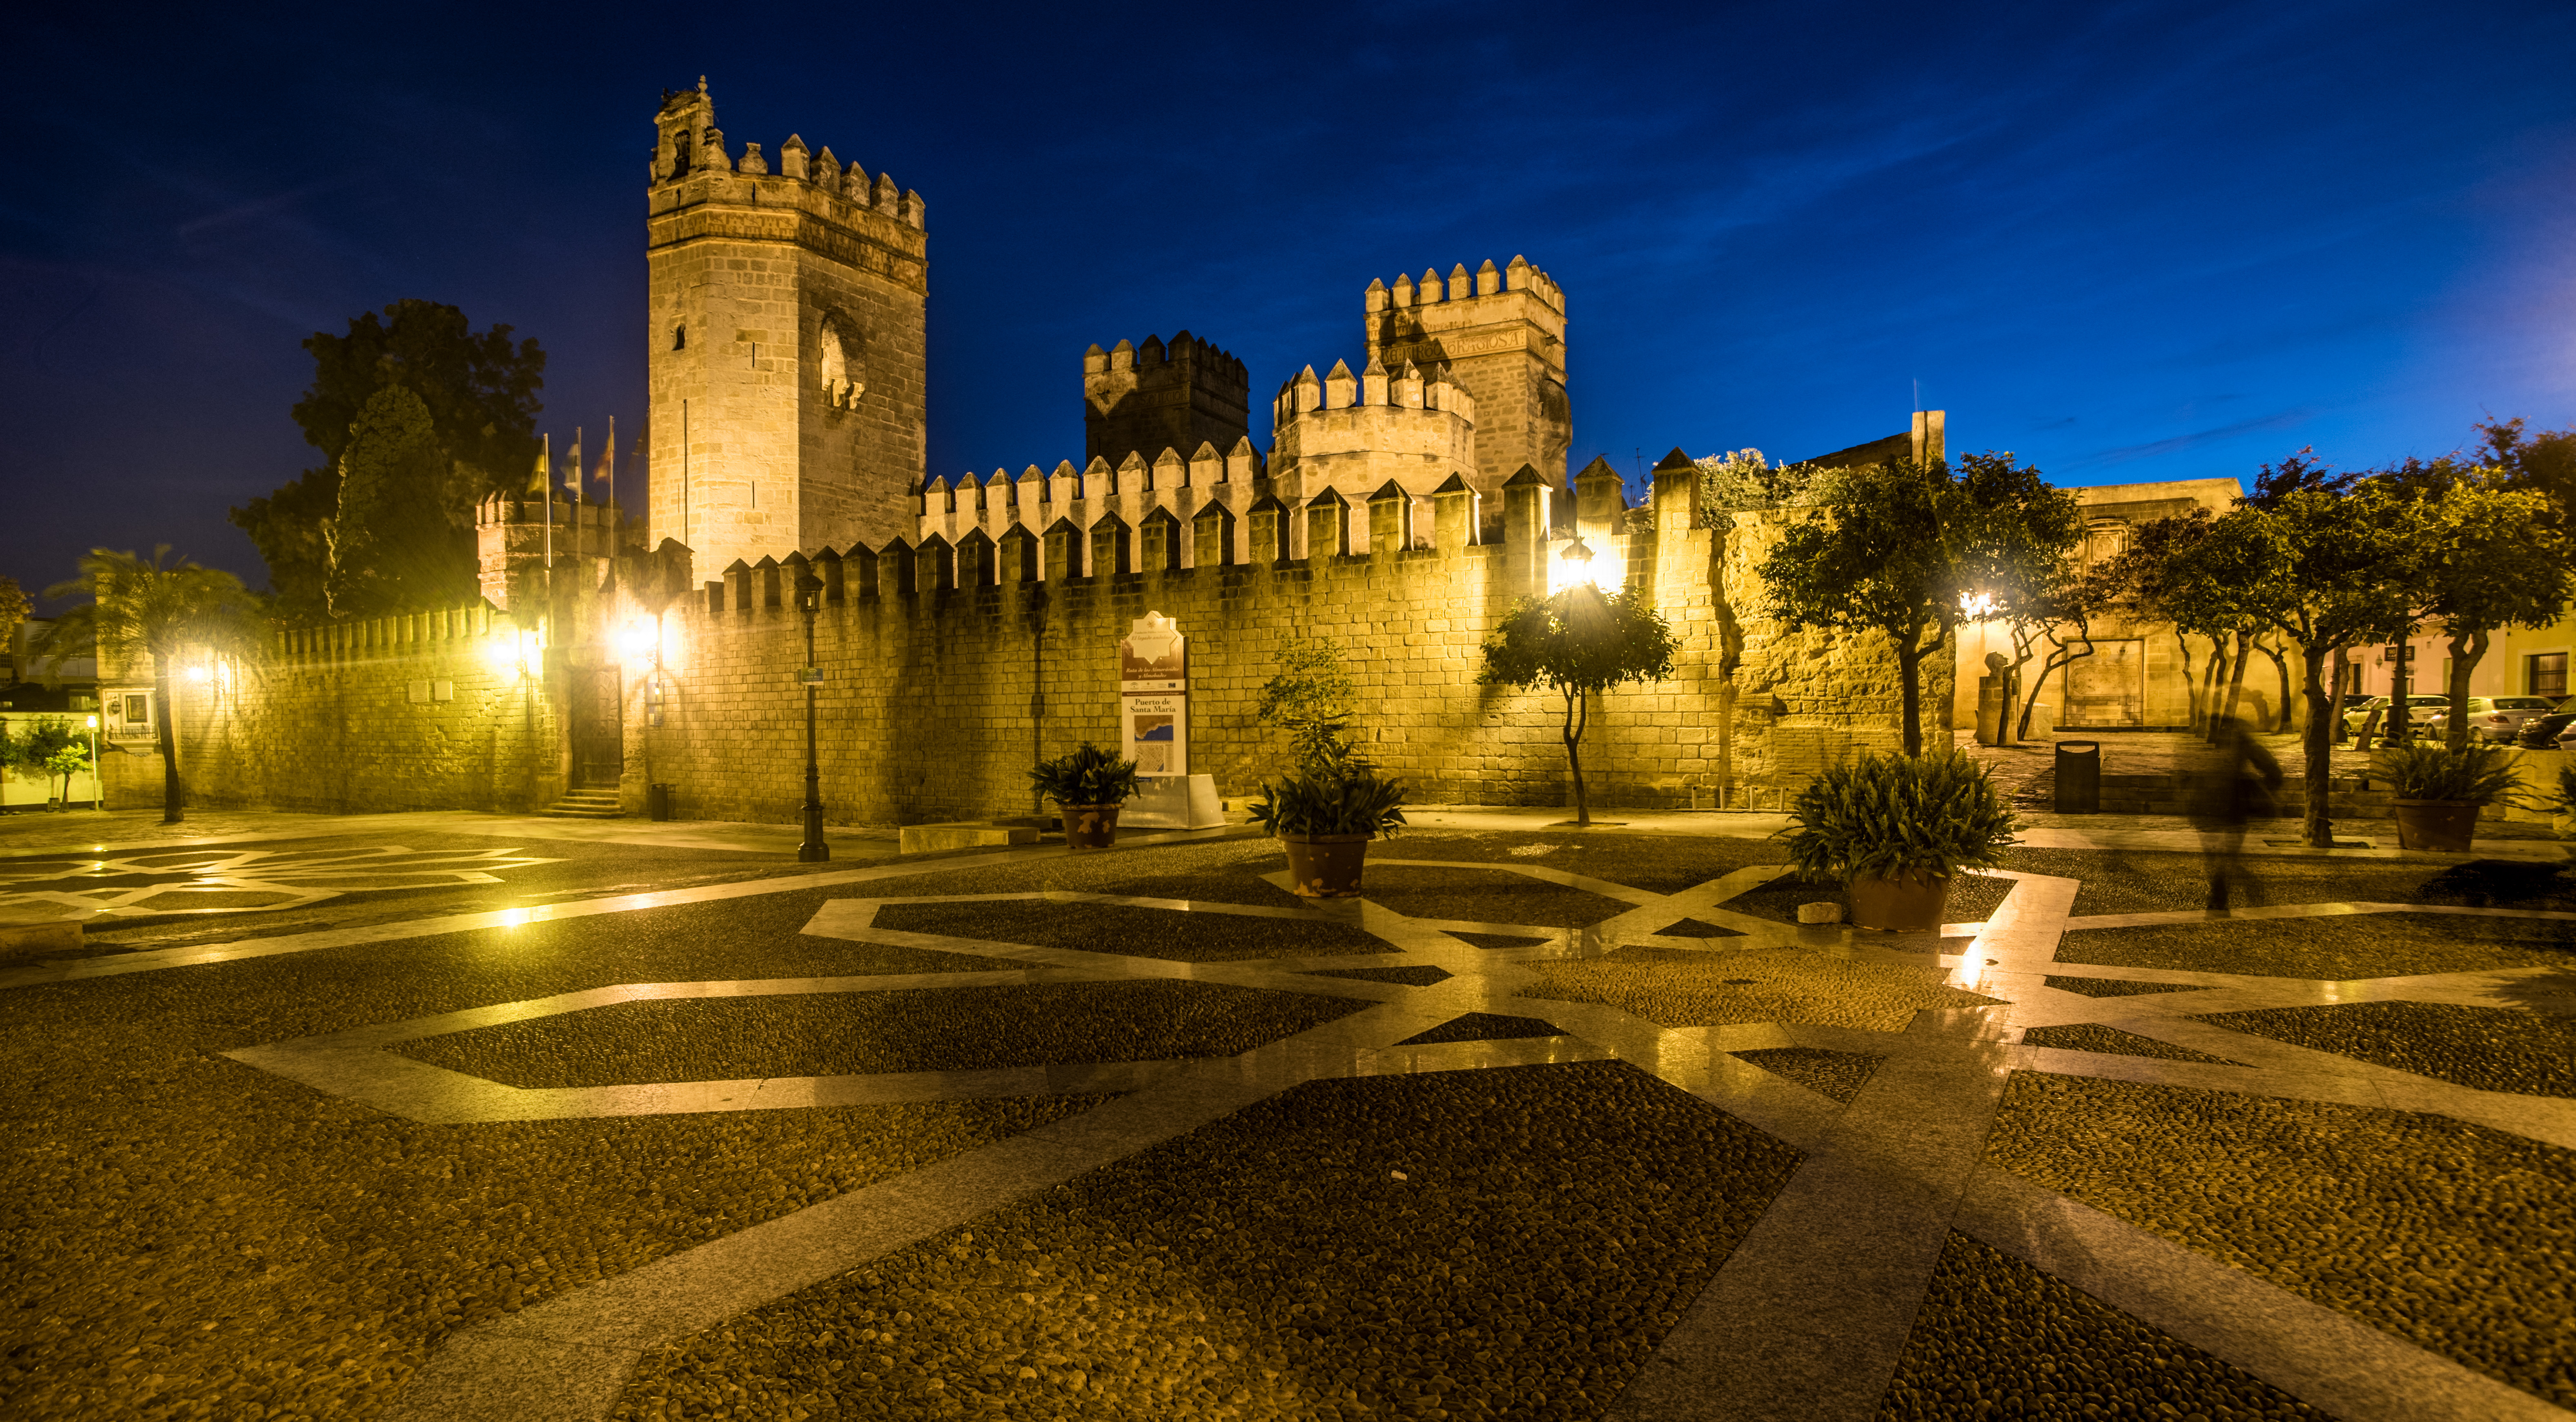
2328, 647, 2352, 745
2257, 642, 2294, 732
2184, 634, 2205, 731
2445, 628, 2489, 752
2388, 639, 2411, 743
1563, 684, 1590, 827
2299, 643, 2335, 848
1895, 635, 1925, 756
2220, 630, 2253, 729
2021, 636, 2094, 739
2202, 636, 2231, 742
154, 670, 184, 824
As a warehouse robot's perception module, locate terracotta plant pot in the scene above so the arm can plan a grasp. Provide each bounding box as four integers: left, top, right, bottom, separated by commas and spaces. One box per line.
1282, 832, 1371, 898
1846, 870, 1952, 932
1061, 803, 1121, 852
2393, 799, 2478, 852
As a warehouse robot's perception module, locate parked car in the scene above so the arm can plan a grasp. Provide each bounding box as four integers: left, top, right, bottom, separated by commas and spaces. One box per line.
2516, 696, 2576, 749
2341, 694, 2451, 737
2420, 696, 2561, 744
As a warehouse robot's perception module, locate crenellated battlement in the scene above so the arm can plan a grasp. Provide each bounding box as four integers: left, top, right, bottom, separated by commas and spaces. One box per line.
1266, 357, 1480, 548
1364, 255, 1570, 488
909, 437, 1269, 570
1082, 330, 1250, 472
474, 490, 641, 613
1364, 254, 1564, 317
648, 78, 925, 231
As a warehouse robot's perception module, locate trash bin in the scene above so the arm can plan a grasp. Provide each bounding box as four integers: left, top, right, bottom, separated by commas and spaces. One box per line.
647, 783, 673, 821
2052, 741, 2101, 814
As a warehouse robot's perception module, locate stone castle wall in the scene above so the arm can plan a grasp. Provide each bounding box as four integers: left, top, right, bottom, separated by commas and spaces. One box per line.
118, 470, 1940, 826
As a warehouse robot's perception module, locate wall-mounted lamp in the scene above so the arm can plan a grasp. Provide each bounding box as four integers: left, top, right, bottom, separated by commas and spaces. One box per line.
1549, 535, 1598, 596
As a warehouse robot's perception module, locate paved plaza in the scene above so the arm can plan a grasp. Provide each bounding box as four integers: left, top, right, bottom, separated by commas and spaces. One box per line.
1, 810, 2571, 1421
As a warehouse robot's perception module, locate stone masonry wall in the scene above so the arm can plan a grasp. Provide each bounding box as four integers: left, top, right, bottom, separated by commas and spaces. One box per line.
105, 475, 1941, 825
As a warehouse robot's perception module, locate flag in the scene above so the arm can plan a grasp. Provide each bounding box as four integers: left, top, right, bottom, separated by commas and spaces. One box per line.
567, 429, 583, 504
527, 434, 550, 495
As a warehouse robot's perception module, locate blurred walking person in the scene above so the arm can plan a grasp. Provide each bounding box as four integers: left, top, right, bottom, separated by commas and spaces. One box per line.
2191, 714, 2284, 911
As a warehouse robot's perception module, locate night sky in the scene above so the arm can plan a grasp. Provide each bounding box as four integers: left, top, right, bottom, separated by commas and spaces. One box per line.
7, 1, 2574, 603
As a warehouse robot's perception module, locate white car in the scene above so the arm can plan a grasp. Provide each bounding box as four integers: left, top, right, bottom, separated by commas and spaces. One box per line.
2340, 694, 2450, 737
2420, 695, 2560, 744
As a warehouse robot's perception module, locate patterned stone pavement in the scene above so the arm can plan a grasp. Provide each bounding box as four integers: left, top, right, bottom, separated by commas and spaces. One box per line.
3, 828, 2571, 1420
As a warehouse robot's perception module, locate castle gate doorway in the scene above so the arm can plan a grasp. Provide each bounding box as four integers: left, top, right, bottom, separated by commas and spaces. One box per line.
569, 666, 624, 789
2063, 639, 2146, 728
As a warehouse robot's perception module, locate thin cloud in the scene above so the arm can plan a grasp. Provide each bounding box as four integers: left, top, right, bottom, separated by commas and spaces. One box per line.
2059, 407, 2322, 469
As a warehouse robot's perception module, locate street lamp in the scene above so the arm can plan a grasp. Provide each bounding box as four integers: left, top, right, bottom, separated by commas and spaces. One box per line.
84, 714, 99, 811
794, 570, 829, 862
1551, 535, 1596, 596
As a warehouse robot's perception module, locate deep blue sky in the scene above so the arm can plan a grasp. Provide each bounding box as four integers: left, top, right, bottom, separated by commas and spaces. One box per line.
7, 0, 2574, 601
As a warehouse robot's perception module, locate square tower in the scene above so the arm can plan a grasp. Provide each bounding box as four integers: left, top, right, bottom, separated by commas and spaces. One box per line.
1081, 331, 1249, 470
646, 80, 927, 575
1364, 257, 1568, 487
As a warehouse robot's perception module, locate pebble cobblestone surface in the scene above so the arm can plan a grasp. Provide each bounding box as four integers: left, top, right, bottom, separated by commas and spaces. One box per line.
2193, 1000, 2576, 1097
2059, 912, 2574, 979
2041, 975, 2214, 999
2017, 1024, 2245, 1065
1876, 1231, 2331, 1421
868, 899, 1393, 961
1521, 946, 2004, 1030
608, 1062, 1804, 1422
1723, 871, 2018, 928
1392, 1013, 1570, 1046
1729, 1046, 1885, 1104
392, 981, 1374, 1087
1983, 1071, 2576, 1408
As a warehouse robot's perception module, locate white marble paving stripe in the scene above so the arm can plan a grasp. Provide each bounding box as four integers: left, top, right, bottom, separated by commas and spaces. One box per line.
377, 1067, 1300, 1422
0, 848, 1070, 990
1956, 1165, 2574, 1422
1610, 1020, 2020, 1422
2063, 901, 2576, 930
1368, 858, 1670, 906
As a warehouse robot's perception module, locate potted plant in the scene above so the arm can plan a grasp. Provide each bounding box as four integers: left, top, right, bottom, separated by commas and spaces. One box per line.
1249, 768, 1407, 897
2377, 743, 2523, 852
1029, 743, 1142, 851
1782, 749, 2019, 931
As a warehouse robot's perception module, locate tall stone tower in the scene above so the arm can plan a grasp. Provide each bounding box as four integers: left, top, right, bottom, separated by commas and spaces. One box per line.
1082, 332, 1249, 470
1363, 257, 1568, 487
646, 80, 927, 576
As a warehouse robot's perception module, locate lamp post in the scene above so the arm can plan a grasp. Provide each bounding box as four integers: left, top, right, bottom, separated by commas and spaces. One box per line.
795, 570, 829, 862
84, 714, 99, 810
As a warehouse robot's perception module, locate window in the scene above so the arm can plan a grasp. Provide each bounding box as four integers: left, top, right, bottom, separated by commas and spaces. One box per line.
673, 324, 686, 350
2533, 652, 2568, 700
123, 694, 150, 725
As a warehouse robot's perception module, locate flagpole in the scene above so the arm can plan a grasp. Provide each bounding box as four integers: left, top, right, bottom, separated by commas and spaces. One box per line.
606, 414, 617, 551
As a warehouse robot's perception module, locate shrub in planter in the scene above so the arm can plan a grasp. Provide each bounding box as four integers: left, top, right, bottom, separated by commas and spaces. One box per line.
1782, 750, 2019, 931
2374, 743, 2523, 852
1029, 743, 1142, 851
1249, 768, 1407, 897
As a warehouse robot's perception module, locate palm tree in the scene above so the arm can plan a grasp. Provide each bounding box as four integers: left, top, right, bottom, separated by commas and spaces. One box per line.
27, 548, 267, 824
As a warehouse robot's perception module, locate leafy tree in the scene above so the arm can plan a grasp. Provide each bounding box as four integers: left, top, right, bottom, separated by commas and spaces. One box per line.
1988, 557, 2119, 741
2177, 487, 2427, 846
1756, 453, 2080, 754
325, 385, 479, 616
1694, 449, 1832, 524
0, 574, 27, 657
2401, 475, 2572, 750
2, 715, 85, 803
1255, 635, 1363, 773
1478, 583, 1678, 827
26, 549, 268, 824
230, 300, 544, 619
2475, 416, 2576, 529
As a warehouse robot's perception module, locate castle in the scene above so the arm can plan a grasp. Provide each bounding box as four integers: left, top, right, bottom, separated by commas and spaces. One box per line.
101, 83, 1967, 827
610, 80, 1575, 584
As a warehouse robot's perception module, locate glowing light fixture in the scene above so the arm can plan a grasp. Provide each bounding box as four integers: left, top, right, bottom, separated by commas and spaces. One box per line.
1959, 591, 1997, 620
615, 619, 655, 659
184, 664, 212, 684
1549, 536, 1598, 596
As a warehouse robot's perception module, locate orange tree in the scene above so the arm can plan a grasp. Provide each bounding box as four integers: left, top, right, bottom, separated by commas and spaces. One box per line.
1477, 583, 1676, 827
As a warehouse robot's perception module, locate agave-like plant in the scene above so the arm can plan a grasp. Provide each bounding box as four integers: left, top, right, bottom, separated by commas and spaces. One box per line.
1783, 749, 2019, 883
1248, 768, 1407, 838
1028, 743, 1142, 807
2374, 743, 2525, 806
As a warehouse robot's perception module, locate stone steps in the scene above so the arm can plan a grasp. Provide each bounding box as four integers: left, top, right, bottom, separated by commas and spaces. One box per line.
540, 788, 624, 819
